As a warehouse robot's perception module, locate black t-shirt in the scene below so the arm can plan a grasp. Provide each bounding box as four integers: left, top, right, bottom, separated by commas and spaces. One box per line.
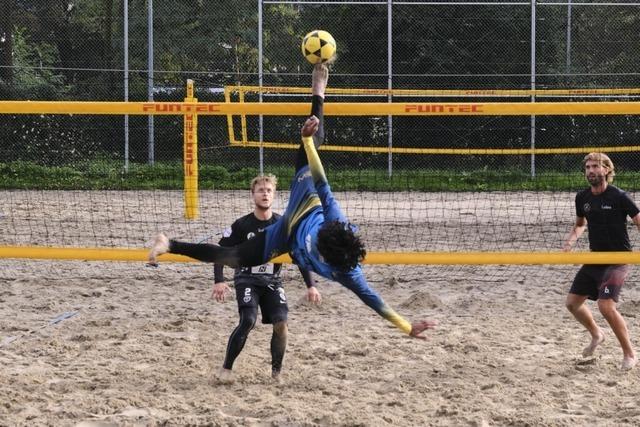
214, 212, 282, 287
575, 185, 640, 252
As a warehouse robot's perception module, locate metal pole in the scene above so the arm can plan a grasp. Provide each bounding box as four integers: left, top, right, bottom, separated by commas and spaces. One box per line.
147, 0, 154, 165
124, 0, 129, 172
258, 0, 264, 175
530, 0, 536, 178
566, 0, 572, 73
387, 0, 393, 178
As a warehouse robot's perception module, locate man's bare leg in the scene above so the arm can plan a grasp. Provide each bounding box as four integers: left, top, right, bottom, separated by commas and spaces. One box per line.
566, 293, 605, 357
598, 299, 637, 370
312, 63, 328, 97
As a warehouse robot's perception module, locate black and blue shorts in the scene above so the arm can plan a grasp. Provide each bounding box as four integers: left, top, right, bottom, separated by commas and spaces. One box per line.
569, 264, 629, 302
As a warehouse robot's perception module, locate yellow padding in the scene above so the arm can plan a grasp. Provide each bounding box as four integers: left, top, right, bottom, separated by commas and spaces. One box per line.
1, 246, 640, 265
2, 101, 640, 116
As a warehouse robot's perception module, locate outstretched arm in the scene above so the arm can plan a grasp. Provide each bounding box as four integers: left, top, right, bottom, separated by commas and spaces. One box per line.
338, 270, 437, 338
299, 267, 321, 303
301, 116, 327, 185
301, 116, 348, 223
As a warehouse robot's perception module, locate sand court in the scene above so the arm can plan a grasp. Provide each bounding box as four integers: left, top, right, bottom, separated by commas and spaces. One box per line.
1, 191, 640, 425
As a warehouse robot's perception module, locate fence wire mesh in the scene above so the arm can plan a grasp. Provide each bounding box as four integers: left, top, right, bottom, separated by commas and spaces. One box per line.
1, 1, 640, 183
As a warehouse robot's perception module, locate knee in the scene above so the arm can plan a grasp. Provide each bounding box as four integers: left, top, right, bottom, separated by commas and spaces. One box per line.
238, 310, 257, 334
566, 300, 580, 314
597, 300, 618, 318
273, 321, 288, 336
565, 293, 588, 314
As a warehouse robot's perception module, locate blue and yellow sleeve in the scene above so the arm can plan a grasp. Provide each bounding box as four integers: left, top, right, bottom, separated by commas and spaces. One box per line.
302, 136, 327, 185
338, 270, 412, 335
302, 135, 348, 223
379, 306, 412, 335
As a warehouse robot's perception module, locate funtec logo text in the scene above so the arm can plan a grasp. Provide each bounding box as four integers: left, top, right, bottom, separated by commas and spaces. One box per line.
142, 103, 221, 113
404, 104, 483, 114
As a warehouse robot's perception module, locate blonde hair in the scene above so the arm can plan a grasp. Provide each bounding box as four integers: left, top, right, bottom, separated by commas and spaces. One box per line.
583, 152, 615, 183
250, 174, 278, 192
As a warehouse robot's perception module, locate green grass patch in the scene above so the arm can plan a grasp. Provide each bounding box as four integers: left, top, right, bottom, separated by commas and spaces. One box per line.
2, 160, 640, 191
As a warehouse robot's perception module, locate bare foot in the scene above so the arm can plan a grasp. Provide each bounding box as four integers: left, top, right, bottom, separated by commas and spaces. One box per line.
324, 53, 337, 66
312, 63, 328, 97
621, 356, 637, 371
148, 233, 169, 266
215, 368, 235, 384
272, 369, 282, 384
582, 331, 605, 357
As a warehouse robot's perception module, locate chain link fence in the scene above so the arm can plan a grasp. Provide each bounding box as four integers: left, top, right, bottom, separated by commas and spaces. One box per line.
1, 1, 640, 186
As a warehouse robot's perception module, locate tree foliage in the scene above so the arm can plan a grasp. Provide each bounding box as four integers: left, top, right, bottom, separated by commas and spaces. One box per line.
0, 1, 639, 170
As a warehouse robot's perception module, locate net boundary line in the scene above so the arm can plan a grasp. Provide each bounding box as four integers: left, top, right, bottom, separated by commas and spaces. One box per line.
228, 85, 640, 97
230, 141, 640, 155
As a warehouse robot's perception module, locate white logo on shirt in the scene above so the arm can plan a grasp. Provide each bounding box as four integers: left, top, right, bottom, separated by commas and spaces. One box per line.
305, 233, 312, 253
298, 170, 312, 182
250, 263, 275, 274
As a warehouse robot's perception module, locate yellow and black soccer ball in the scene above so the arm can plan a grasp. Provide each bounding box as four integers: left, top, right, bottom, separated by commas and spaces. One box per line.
301, 30, 336, 64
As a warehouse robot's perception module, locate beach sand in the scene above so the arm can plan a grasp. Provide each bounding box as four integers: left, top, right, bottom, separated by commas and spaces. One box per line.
1, 190, 639, 426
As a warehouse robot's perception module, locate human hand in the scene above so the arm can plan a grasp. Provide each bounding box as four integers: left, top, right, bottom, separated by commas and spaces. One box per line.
409, 319, 438, 339
306, 286, 322, 304
212, 282, 231, 302
301, 116, 319, 137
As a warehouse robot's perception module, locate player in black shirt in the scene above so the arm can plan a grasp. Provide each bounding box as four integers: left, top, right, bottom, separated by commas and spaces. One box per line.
211, 174, 321, 383
563, 153, 640, 370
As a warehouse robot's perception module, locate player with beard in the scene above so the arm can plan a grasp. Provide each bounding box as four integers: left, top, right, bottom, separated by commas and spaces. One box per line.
563, 152, 640, 370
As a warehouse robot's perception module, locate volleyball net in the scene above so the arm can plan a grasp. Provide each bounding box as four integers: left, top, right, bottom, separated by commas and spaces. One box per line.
2, 88, 640, 267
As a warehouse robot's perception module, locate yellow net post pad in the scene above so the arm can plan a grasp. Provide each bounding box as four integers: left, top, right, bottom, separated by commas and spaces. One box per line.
2, 246, 640, 265
183, 79, 199, 219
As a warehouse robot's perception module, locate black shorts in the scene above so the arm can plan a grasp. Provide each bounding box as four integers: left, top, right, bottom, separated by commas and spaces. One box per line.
569, 264, 629, 302
234, 282, 288, 324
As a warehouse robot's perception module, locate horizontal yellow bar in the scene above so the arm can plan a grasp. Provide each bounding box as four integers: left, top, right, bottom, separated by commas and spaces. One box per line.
231, 85, 640, 97
352, 251, 640, 265
1, 246, 640, 265
0, 246, 192, 262
2, 101, 640, 116
232, 141, 640, 155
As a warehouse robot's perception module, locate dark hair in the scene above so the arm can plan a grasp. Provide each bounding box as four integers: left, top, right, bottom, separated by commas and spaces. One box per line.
316, 220, 366, 272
